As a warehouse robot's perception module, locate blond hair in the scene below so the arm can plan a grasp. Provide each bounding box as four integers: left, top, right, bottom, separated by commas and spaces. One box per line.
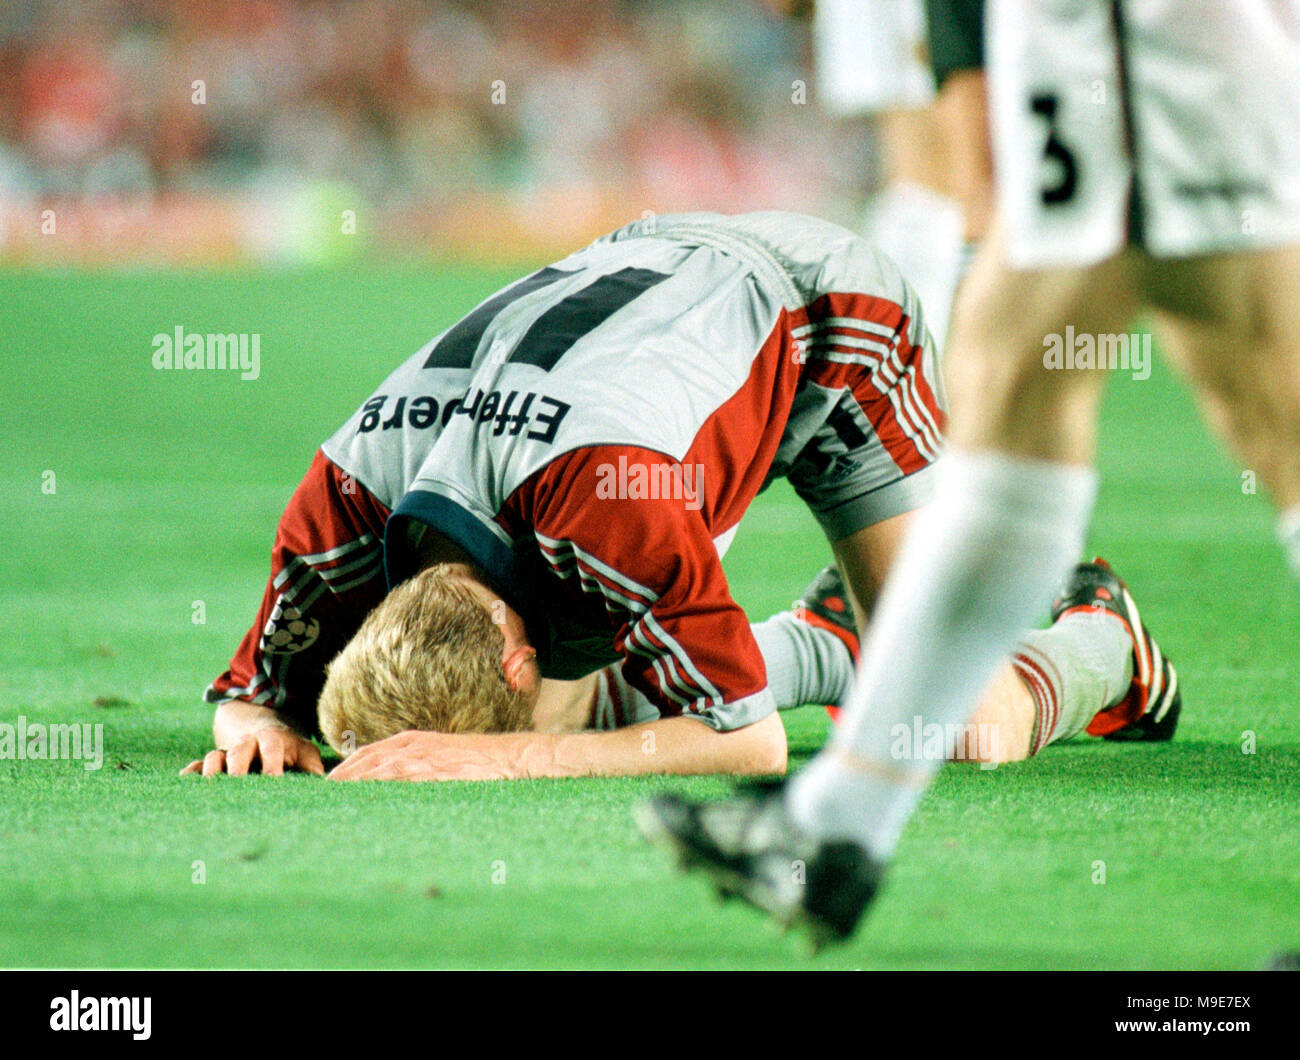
317, 565, 531, 754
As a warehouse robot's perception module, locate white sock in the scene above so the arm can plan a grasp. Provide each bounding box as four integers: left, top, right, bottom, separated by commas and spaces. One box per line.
860, 182, 964, 356
787, 450, 1098, 857
595, 614, 854, 726
1278, 503, 1300, 583
1011, 613, 1134, 753
752, 612, 855, 710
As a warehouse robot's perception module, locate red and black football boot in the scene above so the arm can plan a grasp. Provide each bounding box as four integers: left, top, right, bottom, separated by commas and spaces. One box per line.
1050, 557, 1181, 741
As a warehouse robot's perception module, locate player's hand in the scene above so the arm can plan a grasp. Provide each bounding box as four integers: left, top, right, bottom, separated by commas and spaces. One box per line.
180, 726, 326, 777
327, 730, 518, 782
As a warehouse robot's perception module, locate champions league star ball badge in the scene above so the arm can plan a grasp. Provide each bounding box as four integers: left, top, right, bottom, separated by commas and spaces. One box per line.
261, 601, 320, 655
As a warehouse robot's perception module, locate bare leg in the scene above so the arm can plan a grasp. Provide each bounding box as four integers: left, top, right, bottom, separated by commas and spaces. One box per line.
1139, 245, 1300, 509
875, 106, 953, 198
945, 224, 1139, 459
933, 69, 994, 246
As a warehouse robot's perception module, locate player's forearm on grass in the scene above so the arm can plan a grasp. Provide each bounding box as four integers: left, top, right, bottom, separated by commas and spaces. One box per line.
330, 710, 788, 781
335, 711, 788, 781
211, 698, 300, 747
428, 713, 786, 779
534, 712, 788, 779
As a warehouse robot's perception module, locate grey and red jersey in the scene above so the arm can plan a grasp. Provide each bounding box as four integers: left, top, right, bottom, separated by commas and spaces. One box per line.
207, 211, 947, 733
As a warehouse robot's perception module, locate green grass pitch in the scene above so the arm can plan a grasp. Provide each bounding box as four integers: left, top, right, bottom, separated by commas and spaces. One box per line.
2, 264, 1298, 969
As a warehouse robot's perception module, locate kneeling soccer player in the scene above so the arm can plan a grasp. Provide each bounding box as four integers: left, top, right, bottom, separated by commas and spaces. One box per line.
185, 210, 1174, 781
313, 556, 1174, 781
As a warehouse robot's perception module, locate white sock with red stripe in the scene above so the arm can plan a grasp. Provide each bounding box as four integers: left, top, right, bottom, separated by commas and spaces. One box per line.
786, 449, 1098, 857
1278, 503, 1300, 583
1011, 614, 1134, 754
752, 612, 855, 710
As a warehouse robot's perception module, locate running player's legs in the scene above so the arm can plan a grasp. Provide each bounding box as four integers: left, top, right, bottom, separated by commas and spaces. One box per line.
798, 0, 1295, 861
786, 0, 1147, 860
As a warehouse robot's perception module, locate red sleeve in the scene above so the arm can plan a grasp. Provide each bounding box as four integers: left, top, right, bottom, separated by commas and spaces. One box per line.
205, 450, 391, 734
505, 445, 775, 730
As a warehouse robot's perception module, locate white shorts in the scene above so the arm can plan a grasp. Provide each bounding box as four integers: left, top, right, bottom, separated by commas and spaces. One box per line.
814, 0, 936, 114
988, 0, 1300, 266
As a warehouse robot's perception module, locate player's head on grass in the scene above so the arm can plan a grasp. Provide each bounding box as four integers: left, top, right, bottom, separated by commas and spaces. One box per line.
317, 563, 538, 754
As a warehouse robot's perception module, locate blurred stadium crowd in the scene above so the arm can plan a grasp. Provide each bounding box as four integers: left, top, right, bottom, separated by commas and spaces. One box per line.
0, 0, 876, 263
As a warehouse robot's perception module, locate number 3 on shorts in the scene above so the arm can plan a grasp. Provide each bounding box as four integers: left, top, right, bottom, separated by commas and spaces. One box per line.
1029, 92, 1078, 207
